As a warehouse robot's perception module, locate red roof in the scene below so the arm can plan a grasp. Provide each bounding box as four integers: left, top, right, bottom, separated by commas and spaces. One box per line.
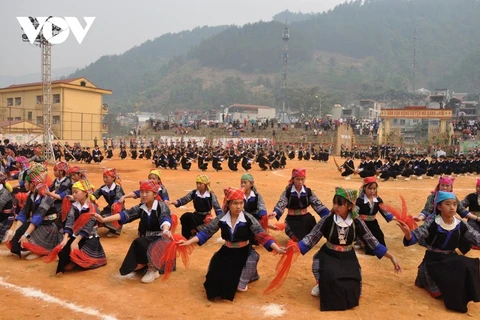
229, 104, 272, 110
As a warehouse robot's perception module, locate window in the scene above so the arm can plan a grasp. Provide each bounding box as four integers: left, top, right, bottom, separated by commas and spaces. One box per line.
37, 116, 43, 125
53, 116, 60, 124
7, 98, 13, 106
400, 119, 406, 125
393, 119, 398, 124
15, 97, 21, 106
14, 117, 21, 121
7, 117, 13, 121
80, 81, 86, 86
53, 94, 60, 103
27, 112, 32, 120
36, 95, 43, 104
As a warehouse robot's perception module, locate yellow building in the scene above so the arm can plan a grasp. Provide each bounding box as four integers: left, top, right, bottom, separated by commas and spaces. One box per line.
0, 77, 111, 145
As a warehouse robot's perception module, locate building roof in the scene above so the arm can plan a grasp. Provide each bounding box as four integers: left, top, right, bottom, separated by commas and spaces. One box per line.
0, 77, 112, 94
228, 104, 272, 110
4, 77, 85, 89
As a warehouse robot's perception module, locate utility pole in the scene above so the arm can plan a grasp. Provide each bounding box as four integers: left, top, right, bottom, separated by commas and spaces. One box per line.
279, 19, 289, 124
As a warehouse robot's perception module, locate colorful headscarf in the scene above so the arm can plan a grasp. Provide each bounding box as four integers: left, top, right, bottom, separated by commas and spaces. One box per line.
103, 168, 121, 185
72, 179, 96, 201
224, 187, 245, 201
139, 180, 160, 193
67, 166, 83, 175
25, 163, 47, 185
476, 178, 480, 187
54, 161, 69, 173
360, 176, 378, 197
334, 186, 359, 219
434, 176, 455, 192
241, 173, 254, 182
289, 168, 306, 184
72, 179, 95, 194
223, 187, 245, 212
196, 174, 211, 191
363, 176, 377, 186
149, 169, 162, 181
16, 156, 30, 169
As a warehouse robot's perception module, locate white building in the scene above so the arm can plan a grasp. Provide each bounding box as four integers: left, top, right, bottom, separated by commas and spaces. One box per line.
220, 104, 276, 122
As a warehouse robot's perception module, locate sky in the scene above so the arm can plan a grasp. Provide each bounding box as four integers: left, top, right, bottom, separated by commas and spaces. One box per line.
0, 0, 346, 77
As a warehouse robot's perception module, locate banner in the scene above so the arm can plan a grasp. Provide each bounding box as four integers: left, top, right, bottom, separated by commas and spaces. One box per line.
459, 141, 480, 153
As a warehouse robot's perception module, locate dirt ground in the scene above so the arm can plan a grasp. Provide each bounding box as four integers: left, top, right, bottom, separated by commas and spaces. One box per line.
0, 157, 479, 320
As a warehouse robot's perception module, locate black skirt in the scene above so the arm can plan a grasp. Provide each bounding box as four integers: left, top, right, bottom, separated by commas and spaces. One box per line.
425, 251, 480, 313
317, 245, 361, 311
363, 219, 386, 256
285, 213, 316, 241
204, 245, 249, 301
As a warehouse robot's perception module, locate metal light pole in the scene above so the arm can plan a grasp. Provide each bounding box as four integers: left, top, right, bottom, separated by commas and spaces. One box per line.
21, 17, 61, 161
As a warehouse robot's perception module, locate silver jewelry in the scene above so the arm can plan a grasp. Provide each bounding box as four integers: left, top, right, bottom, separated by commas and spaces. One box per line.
337, 226, 349, 245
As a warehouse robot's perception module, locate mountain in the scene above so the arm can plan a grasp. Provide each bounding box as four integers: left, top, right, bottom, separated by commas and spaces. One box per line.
67, 25, 228, 103
68, 0, 480, 114
272, 10, 318, 23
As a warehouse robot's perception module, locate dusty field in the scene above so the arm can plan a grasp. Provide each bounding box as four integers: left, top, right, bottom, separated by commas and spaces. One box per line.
0, 157, 479, 320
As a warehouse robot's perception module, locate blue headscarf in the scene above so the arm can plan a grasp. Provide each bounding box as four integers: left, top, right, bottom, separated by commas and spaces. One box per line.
436, 191, 456, 203
434, 191, 456, 215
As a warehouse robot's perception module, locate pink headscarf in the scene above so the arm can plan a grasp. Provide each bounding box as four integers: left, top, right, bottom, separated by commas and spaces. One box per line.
433, 176, 455, 193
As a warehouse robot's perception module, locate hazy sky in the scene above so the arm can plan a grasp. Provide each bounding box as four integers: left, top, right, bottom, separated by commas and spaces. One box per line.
0, 0, 346, 76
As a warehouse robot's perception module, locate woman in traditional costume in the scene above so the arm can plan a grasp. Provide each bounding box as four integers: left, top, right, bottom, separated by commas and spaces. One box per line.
56, 179, 106, 273
297, 187, 400, 310
167, 175, 222, 240
95, 180, 172, 283
397, 191, 480, 313
179, 187, 284, 300
270, 168, 330, 241
8, 164, 62, 260
92, 168, 125, 237
355, 176, 396, 255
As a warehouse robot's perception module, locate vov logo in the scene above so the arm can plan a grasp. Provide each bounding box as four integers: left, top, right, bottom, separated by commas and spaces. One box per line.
17, 17, 95, 45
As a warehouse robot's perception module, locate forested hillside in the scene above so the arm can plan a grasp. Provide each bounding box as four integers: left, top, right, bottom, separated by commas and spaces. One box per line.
68, 0, 480, 114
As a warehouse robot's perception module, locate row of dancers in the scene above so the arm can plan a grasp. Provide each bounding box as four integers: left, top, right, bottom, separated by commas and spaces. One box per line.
0, 161, 479, 313
338, 152, 480, 181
